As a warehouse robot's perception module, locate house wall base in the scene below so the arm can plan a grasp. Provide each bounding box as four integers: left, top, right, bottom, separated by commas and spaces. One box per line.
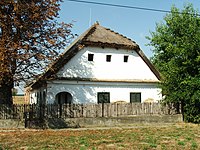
0, 114, 183, 129
46, 114, 183, 129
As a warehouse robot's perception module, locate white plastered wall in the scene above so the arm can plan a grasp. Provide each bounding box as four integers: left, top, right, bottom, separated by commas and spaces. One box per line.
56, 47, 159, 81
46, 81, 162, 104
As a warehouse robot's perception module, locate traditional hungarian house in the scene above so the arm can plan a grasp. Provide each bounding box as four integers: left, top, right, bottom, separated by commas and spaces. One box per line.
25, 23, 162, 104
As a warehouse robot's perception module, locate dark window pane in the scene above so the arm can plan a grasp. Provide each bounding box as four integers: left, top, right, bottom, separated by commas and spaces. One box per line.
124, 55, 129, 62
106, 55, 111, 62
130, 93, 141, 103
88, 53, 94, 61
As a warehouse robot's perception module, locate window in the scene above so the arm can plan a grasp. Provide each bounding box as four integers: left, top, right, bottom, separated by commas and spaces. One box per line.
124, 55, 129, 62
88, 53, 94, 61
130, 92, 141, 103
97, 92, 110, 103
56, 92, 72, 104
106, 55, 112, 62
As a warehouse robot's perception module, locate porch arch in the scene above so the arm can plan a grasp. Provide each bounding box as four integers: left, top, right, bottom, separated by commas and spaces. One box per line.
55, 92, 73, 104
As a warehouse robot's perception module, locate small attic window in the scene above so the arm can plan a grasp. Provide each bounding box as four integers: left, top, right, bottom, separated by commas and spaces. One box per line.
88, 53, 94, 61
106, 55, 112, 62
124, 55, 129, 62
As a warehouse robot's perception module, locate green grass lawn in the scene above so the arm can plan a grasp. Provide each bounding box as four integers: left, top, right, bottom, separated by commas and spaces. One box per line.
0, 123, 199, 150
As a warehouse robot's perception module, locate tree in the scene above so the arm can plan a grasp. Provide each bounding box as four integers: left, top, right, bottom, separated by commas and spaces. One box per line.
147, 4, 200, 123
0, 0, 73, 105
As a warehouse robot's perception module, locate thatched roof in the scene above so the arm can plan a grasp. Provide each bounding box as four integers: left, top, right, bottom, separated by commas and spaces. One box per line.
82, 22, 138, 49
27, 23, 160, 89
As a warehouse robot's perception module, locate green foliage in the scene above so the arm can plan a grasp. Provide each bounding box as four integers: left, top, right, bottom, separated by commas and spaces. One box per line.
191, 141, 198, 149
145, 136, 157, 148
147, 4, 200, 123
178, 140, 185, 146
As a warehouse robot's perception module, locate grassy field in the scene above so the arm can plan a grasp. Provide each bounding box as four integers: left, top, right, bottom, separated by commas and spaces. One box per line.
0, 123, 199, 150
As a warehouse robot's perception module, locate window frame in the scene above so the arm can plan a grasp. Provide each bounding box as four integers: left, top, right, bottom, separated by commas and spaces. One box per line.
130, 92, 141, 103
97, 92, 110, 103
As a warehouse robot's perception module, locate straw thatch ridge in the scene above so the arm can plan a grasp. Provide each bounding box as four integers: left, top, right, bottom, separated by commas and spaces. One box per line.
82, 23, 138, 49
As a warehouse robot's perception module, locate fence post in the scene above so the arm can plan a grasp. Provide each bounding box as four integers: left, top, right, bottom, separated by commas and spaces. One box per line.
102, 103, 104, 117
59, 104, 62, 118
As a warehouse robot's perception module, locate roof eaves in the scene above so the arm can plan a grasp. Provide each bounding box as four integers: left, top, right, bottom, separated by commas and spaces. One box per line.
28, 43, 83, 88
26, 24, 100, 89
136, 48, 161, 80
83, 41, 138, 50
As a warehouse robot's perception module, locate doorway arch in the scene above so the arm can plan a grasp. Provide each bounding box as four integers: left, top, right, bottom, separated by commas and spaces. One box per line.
55, 92, 72, 104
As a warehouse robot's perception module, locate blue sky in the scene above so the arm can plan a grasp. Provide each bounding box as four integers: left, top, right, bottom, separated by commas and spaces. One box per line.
58, 0, 200, 58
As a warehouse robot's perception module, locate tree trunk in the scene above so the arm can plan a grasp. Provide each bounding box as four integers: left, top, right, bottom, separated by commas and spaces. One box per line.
0, 75, 13, 105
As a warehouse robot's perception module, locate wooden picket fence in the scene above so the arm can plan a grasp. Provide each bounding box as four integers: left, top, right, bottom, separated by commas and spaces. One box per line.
0, 103, 181, 120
